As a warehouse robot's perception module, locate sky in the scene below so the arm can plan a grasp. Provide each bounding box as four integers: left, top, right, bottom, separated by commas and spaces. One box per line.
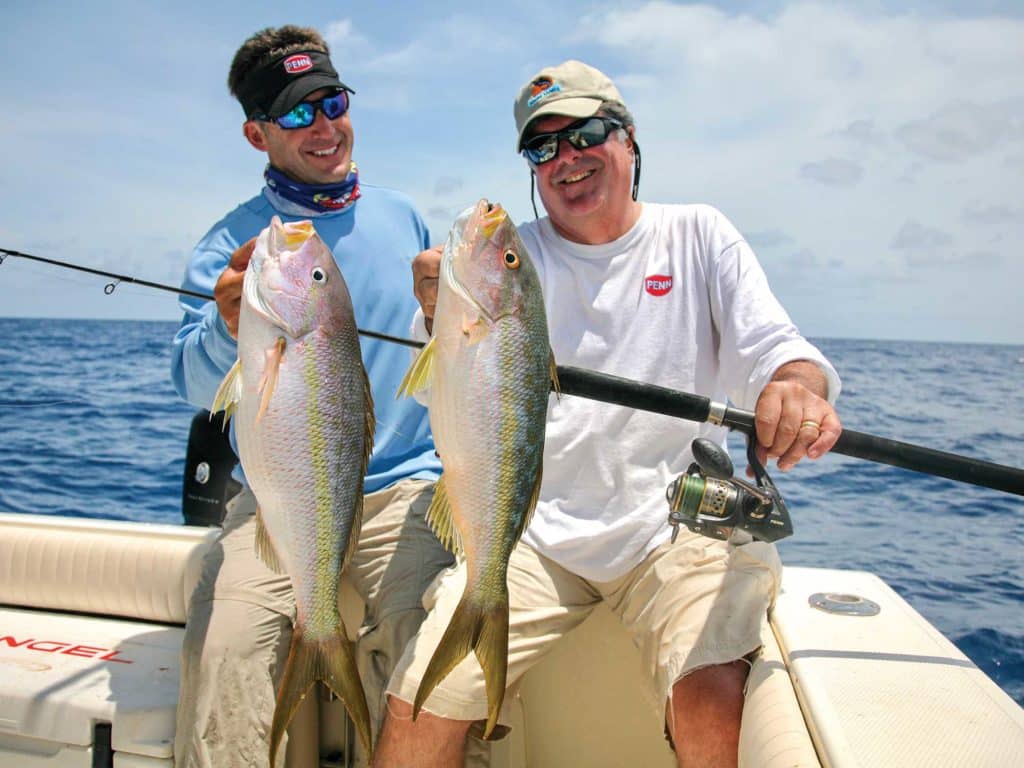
1, 0, 1022, 344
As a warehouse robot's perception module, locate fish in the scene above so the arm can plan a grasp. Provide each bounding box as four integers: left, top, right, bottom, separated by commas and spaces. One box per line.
398, 198, 558, 737
211, 216, 374, 763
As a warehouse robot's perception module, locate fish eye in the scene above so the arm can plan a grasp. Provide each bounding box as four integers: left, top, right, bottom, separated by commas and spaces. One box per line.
311, 267, 328, 284
502, 250, 521, 270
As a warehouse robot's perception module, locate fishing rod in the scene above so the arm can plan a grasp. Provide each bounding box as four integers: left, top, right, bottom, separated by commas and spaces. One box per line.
555, 366, 1024, 498
0, 246, 420, 349
4, 245, 1022, 497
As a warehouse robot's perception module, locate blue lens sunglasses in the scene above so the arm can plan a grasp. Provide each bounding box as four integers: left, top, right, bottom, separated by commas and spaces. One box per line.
255, 91, 350, 130
521, 116, 624, 165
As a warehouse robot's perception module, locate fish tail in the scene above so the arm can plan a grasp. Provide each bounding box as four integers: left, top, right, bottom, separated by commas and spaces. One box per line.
412, 587, 509, 739
269, 623, 372, 767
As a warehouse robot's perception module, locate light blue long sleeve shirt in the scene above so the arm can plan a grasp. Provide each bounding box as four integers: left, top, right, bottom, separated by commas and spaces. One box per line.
171, 184, 441, 493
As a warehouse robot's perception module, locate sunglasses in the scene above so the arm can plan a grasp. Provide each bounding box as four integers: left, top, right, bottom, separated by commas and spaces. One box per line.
256, 91, 350, 130
521, 116, 625, 165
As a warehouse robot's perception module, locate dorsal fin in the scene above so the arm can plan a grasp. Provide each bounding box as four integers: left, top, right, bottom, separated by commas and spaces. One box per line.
549, 349, 561, 399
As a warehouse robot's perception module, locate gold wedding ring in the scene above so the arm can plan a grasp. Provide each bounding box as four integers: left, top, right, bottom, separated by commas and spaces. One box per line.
799, 420, 821, 432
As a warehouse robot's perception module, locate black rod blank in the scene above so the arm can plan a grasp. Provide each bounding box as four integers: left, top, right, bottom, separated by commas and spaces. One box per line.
555, 365, 1024, 497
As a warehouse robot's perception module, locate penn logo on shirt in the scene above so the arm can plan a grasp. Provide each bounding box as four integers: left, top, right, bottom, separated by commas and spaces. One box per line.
283, 54, 314, 74
644, 274, 673, 296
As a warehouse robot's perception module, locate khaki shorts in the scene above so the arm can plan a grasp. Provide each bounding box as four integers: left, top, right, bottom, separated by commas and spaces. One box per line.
386, 529, 782, 736
175, 478, 455, 768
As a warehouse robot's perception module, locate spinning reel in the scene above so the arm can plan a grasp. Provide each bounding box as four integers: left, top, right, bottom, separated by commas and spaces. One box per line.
666, 437, 793, 543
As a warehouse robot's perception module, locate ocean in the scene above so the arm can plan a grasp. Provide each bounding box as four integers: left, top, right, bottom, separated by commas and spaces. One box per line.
0, 317, 1021, 707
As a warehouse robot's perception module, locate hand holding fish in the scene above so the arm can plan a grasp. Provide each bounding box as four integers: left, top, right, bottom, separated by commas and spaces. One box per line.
411, 244, 442, 335
754, 360, 841, 472
213, 237, 256, 339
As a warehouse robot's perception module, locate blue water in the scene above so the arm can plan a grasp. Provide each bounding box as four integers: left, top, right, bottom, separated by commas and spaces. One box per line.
0, 318, 1022, 705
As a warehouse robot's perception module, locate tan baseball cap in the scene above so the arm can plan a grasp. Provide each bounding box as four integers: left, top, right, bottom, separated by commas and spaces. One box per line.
513, 60, 625, 150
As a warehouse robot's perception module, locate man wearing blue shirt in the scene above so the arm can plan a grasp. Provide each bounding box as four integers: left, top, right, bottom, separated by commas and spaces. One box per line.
170, 25, 451, 768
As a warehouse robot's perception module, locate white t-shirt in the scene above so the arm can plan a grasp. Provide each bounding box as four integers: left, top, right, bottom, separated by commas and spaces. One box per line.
514, 203, 841, 581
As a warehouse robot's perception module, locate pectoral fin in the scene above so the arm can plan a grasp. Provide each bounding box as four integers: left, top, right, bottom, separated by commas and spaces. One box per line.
210, 359, 243, 424
256, 337, 287, 421
397, 336, 437, 398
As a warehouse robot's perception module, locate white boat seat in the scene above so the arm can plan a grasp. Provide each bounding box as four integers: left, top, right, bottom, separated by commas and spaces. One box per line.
0, 513, 216, 625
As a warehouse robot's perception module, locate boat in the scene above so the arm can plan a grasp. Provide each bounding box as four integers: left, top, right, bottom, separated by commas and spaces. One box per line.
3, 507, 1023, 767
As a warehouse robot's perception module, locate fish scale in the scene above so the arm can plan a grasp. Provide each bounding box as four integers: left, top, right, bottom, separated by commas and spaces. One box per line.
212, 216, 374, 764
398, 198, 558, 737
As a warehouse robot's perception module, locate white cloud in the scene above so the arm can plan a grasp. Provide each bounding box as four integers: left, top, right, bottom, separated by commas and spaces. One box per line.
962, 202, 1019, 226
799, 157, 864, 186
3, 1, 1022, 343
891, 219, 954, 251
433, 176, 465, 196
832, 119, 888, 148
897, 102, 1020, 162
559, 1, 1024, 341
746, 228, 795, 249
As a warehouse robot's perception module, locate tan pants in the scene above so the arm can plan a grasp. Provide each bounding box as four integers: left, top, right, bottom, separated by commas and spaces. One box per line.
174, 478, 455, 768
387, 530, 782, 737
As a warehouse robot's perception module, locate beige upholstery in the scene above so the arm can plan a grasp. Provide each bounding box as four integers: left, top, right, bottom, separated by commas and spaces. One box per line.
0, 512, 217, 625
740, 620, 821, 767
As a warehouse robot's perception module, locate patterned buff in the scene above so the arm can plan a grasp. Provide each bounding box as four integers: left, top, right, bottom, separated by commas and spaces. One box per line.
264, 162, 361, 213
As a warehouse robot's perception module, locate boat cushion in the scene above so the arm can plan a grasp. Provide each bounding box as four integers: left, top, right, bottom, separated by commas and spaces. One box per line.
773, 567, 1024, 768
0, 513, 217, 625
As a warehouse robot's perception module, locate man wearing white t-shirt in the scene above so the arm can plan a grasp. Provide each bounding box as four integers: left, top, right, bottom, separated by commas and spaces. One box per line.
374, 60, 842, 768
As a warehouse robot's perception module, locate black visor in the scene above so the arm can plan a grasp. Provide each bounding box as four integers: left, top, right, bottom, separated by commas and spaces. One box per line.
236, 50, 354, 119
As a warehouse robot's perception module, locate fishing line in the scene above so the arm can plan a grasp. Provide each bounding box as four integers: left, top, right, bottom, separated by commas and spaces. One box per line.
0, 398, 93, 409
0, 246, 423, 349
4, 245, 1023, 497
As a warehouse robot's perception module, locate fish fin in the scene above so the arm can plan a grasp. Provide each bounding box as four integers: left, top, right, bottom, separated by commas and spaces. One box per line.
549, 349, 561, 399
412, 590, 509, 740
257, 337, 287, 421
269, 623, 372, 767
338, 366, 374, 575
210, 359, 243, 424
333, 366, 374, 577
362, 363, 376, 475
515, 463, 543, 543
254, 506, 286, 575
396, 336, 436, 398
425, 477, 463, 555
462, 313, 490, 345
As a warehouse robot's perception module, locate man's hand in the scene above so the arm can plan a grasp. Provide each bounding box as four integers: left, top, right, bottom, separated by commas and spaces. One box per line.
753, 361, 841, 472
214, 238, 256, 339
412, 245, 442, 335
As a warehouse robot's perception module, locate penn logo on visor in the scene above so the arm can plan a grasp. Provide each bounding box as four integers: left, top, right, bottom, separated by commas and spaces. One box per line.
283, 54, 314, 74
644, 275, 673, 296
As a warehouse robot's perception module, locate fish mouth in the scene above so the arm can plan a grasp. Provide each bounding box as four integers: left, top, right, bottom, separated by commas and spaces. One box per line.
441, 199, 509, 324
478, 200, 505, 239
244, 218, 316, 336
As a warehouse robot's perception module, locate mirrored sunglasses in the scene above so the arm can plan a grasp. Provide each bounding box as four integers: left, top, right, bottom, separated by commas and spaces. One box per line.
258, 91, 350, 130
522, 117, 625, 165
